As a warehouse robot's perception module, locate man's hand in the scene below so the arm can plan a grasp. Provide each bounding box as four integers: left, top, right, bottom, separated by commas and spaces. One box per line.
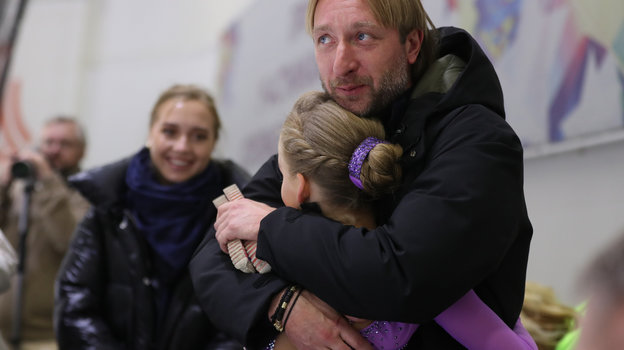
214, 198, 276, 253
0, 148, 54, 185
0, 149, 13, 186
278, 289, 374, 350
17, 148, 54, 180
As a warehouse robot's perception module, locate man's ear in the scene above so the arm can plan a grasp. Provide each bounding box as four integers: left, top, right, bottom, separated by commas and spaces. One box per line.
405, 29, 423, 65
296, 173, 311, 205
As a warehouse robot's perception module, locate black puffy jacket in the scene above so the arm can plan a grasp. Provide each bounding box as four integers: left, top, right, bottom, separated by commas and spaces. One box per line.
55, 155, 249, 350
190, 27, 533, 349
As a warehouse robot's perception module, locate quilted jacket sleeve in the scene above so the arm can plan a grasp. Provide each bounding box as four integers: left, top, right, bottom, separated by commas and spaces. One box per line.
54, 208, 122, 349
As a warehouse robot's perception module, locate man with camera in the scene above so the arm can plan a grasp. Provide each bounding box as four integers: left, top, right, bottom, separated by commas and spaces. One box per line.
0, 116, 89, 350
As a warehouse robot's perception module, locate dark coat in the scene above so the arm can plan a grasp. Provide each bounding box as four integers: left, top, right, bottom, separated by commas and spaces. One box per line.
55, 155, 249, 350
190, 27, 533, 349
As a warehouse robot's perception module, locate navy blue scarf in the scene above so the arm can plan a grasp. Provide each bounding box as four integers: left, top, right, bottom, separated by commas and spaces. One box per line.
125, 148, 222, 285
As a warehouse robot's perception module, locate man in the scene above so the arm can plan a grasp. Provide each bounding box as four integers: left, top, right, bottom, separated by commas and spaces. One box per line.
0, 117, 89, 349
190, 0, 533, 349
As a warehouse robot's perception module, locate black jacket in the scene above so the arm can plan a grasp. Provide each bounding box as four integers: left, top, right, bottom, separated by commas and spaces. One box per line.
190, 27, 533, 349
55, 155, 249, 350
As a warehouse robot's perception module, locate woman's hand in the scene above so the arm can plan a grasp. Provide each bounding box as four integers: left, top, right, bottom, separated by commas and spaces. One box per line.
214, 198, 276, 253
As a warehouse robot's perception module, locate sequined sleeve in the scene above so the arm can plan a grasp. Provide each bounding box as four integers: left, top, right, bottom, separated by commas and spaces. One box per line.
360, 321, 419, 350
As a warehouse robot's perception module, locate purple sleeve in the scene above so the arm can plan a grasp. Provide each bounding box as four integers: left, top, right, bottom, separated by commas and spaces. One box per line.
434, 290, 537, 350
358, 290, 537, 350
360, 321, 419, 350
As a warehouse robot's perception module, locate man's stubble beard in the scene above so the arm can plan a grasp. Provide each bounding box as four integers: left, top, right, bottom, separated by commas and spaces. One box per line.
322, 54, 411, 119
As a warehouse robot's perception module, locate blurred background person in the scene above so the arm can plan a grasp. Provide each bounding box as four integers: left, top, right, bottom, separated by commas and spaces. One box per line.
572, 230, 624, 350
54, 84, 247, 349
0, 117, 89, 350
0, 228, 17, 350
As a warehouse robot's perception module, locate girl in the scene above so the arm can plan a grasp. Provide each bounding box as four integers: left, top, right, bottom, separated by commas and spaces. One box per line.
266, 91, 535, 350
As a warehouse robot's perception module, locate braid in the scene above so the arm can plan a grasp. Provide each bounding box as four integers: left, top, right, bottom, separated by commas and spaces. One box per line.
280, 91, 403, 210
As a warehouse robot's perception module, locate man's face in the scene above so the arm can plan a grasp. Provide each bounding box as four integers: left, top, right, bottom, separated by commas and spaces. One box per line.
40, 122, 84, 173
312, 0, 421, 117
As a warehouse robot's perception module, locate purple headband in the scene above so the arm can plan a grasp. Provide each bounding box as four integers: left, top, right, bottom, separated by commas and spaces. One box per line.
348, 137, 387, 189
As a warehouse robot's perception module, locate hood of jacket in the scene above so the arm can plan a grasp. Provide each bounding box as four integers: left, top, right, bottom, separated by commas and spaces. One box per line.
68, 156, 130, 211
410, 26, 505, 121
384, 26, 507, 188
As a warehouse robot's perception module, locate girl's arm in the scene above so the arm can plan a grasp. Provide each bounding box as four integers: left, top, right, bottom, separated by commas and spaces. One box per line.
435, 289, 537, 350
355, 290, 536, 350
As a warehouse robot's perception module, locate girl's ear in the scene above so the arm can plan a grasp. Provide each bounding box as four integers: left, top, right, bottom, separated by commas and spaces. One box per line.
296, 173, 311, 205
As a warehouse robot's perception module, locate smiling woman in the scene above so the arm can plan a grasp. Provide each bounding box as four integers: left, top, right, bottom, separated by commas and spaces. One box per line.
53, 84, 249, 350
147, 85, 220, 184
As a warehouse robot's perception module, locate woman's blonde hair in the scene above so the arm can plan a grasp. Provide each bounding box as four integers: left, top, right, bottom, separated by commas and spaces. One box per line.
280, 91, 402, 210
149, 84, 221, 140
305, 0, 438, 81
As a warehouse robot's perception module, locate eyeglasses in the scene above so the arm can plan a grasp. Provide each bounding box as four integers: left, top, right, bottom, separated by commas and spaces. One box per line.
41, 139, 79, 149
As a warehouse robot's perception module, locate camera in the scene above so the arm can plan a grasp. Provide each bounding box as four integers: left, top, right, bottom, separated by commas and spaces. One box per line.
11, 160, 37, 179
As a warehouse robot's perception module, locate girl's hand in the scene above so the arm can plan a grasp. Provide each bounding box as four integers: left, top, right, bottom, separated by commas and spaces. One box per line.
345, 315, 373, 331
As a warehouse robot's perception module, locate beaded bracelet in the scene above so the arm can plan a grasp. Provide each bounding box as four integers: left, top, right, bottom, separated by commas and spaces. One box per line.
282, 287, 303, 332
270, 285, 298, 332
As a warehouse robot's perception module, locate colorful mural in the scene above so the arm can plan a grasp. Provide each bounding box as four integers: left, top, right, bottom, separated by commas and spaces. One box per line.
430, 0, 624, 147
217, 0, 624, 171
0, 0, 31, 162
0, 79, 30, 152
216, 0, 319, 172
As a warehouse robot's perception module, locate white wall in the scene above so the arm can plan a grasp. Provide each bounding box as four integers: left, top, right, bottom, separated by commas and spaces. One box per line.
7, 0, 257, 167
524, 139, 624, 304
78, 0, 256, 167
4, 0, 89, 145
5, 0, 624, 307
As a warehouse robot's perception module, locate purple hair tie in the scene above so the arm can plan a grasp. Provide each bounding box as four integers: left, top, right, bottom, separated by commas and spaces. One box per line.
348, 137, 387, 189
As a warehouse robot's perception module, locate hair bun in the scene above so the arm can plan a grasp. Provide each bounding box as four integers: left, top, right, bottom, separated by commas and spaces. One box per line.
360, 143, 403, 197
